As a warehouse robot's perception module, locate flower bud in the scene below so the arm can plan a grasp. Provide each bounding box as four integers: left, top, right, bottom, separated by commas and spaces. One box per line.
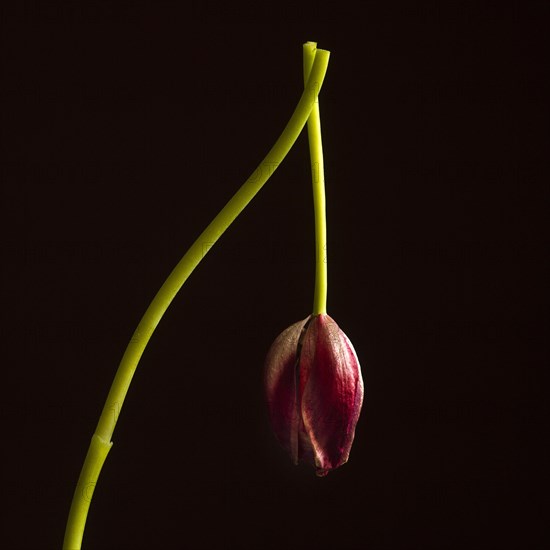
264, 314, 364, 476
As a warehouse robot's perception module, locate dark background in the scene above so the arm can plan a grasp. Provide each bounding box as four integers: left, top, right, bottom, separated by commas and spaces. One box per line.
1, 2, 547, 549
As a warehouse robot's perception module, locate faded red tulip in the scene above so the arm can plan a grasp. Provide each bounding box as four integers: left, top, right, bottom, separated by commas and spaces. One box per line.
264, 313, 364, 476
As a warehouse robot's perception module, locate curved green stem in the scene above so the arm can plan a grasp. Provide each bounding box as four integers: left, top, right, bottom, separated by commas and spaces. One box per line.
62, 45, 330, 550
303, 42, 328, 315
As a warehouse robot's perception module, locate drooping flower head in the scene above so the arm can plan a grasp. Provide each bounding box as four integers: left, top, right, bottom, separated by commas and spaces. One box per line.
264, 314, 364, 476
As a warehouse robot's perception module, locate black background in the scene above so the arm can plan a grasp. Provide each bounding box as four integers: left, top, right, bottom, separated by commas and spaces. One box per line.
1, 2, 547, 549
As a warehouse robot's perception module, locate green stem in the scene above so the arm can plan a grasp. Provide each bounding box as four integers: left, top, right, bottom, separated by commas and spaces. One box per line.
63, 45, 330, 550
303, 42, 328, 315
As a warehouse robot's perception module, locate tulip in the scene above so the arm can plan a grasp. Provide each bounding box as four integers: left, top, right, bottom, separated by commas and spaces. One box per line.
264, 313, 364, 476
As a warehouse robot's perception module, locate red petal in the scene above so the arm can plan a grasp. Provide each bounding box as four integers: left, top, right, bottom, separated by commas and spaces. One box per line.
264, 318, 310, 464
299, 314, 364, 474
